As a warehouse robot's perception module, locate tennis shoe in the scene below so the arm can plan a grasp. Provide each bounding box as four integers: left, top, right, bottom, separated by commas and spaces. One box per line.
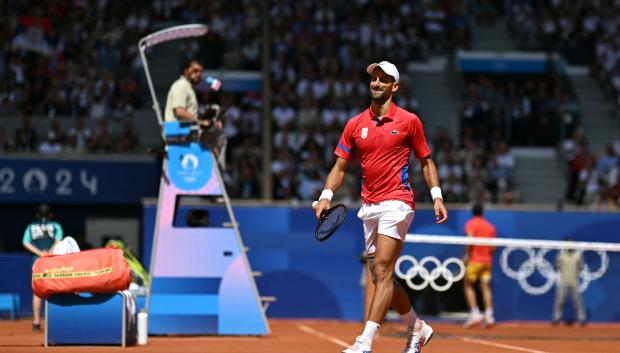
402, 320, 433, 353
484, 313, 495, 328
342, 336, 372, 353
463, 313, 484, 328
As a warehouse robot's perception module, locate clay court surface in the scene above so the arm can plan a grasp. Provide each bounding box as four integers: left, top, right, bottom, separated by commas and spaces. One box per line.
1, 319, 619, 352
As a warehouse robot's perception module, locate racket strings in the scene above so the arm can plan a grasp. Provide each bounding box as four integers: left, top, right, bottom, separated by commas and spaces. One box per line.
317, 207, 346, 238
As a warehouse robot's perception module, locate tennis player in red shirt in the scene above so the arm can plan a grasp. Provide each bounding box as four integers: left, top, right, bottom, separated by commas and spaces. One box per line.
314, 61, 448, 353
462, 203, 496, 328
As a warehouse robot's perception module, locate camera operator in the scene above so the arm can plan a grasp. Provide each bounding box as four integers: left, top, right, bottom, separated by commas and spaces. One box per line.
164, 58, 227, 166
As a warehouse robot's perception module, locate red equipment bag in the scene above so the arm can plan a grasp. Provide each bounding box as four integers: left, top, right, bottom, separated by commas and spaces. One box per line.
32, 248, 132, 298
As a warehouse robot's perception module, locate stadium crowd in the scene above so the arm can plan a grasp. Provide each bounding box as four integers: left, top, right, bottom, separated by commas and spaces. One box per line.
0, 0, 532, 202
460, 73, 579, 147
506, 0, 620, 208
508, 0, 620, 113
563, 127, 620, 210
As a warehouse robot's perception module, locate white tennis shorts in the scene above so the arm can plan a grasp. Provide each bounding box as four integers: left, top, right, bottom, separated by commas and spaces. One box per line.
357, 200, 415, 254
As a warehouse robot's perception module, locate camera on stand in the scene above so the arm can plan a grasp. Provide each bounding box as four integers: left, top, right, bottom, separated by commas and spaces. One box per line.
197, 103, 221, 128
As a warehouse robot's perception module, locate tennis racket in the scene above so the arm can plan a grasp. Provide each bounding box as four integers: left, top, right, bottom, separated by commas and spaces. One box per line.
312, 202, 348, 242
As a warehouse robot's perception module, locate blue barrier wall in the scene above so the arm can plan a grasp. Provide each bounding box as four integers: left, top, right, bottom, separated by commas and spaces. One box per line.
0, 254, 33, 316
143, 205, 620, 322
2, 205, 617, 321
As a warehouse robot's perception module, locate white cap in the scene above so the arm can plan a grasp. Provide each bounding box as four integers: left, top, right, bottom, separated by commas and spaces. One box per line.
366, 61, 399, 82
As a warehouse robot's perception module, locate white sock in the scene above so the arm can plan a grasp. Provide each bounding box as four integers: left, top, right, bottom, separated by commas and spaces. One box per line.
401, 308, 417, 328
485, 308, 494, 317
361, 321, 380, 343
471, 307, 480, 316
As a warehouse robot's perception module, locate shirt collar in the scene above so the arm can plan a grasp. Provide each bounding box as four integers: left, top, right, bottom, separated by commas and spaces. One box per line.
368, 102, 398, 122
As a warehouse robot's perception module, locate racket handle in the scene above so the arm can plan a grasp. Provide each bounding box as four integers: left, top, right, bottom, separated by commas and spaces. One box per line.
312, 201, 318, 208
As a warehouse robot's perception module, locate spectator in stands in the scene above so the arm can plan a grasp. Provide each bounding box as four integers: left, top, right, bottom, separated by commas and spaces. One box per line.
38, 131, 62, 154
13, 112, 38, 152
575, 156, 600, 206
607, 158, 620, 208
117, 121, 139, 152
89, 119, 114, 152
613, 133, 620, 156
22, 204, 63, 332
570, 141, 595, 205
563, 127, 585, 201
0, 127, 14, 152
236, 161, 261, 199
66, 116, 92, 153
495, 141, 515, 185
597, 144, 618, 177
298, 168, 323, 201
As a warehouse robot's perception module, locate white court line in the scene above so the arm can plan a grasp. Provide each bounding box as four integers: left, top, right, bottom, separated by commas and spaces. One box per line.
297, 324, 349, 348
461, 337, 551, 353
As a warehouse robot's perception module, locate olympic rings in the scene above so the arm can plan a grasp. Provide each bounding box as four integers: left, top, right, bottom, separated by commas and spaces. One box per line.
395, 255, 465, 292
500, 247, 609, 295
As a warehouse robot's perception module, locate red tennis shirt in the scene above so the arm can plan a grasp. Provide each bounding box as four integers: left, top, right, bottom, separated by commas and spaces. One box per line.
334, 103, 431, 209
465, 216, 497, 265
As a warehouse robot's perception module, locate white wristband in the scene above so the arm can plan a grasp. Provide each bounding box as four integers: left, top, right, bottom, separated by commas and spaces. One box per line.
430, 186, 443, 201
319, 189, 334, 201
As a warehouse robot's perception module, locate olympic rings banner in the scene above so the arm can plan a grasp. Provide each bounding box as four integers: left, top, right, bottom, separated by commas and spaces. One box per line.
395, 255, 465, 292
499, 247, 609, 296
395, 248, 610, 296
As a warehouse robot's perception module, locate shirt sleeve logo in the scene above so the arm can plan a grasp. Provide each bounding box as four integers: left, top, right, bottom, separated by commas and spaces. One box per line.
361, 127, 368, 139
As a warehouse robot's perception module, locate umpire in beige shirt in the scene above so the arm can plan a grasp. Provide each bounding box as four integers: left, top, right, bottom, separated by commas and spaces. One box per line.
165, 59, 208, 125
164, 59, 226, 166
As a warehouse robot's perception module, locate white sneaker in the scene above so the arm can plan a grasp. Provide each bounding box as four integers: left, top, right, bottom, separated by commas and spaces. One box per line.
402, 320, 434, 353
463, 313, 484, 329
484, 314, 495, 328
342, 336, 372, 353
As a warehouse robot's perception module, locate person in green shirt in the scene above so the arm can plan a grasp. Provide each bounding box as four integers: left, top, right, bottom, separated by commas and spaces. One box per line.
22, 204, 63, 332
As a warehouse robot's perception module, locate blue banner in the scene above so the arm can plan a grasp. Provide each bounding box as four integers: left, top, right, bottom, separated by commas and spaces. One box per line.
141, 205, 620, 322
0, 155, 159, 204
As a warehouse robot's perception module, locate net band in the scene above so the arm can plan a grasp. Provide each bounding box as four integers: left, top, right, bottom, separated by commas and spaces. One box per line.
406, 234, 620, 252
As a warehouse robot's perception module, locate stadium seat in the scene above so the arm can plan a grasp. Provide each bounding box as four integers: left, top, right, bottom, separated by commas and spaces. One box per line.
0, 293, 20, 320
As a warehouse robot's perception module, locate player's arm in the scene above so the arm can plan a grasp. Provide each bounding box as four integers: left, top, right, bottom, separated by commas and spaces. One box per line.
419, 156, 448, 223
314, 157, 350, 219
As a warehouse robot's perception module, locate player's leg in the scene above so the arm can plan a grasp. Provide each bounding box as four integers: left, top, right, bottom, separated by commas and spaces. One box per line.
366, 255, 416, 327
342, 205, 379, 353
367, 233, 403, 323
351, 234, 404, 352
463, 263, 483, 328
552, 284, 567, 324
375, 201, 432, 353
32, 295, 41, 331
480, 267, 494, 327
364, 260, 375, 321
